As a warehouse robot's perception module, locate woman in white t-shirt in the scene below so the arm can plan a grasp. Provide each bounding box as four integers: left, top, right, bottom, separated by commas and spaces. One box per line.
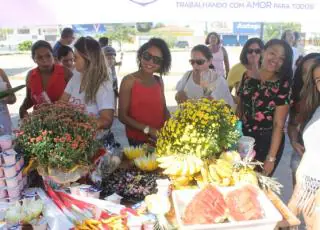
175, 45, 234, 108
60, 36, 115, 130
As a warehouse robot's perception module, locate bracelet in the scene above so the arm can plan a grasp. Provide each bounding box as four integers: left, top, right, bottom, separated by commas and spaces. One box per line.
266, 155, 276, 162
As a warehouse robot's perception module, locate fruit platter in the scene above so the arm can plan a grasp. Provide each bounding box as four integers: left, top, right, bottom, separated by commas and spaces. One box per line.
173, 184, 282, 230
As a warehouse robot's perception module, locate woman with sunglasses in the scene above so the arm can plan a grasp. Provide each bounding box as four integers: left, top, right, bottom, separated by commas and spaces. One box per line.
227, 38, 264, 94
19, 40, 72, 118
60, 36, 115, 130
119, 38, 171, 147
175, 45, 234, 107
237, 39, 293, 176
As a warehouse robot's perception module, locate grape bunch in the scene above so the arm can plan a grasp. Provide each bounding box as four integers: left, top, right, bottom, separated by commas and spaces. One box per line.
102, 168, 166, 202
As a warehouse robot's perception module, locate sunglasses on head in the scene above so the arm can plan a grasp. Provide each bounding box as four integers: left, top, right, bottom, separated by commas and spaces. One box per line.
142, 51, 163, 65
189, 59, 206, 65
247, 48, 261, 54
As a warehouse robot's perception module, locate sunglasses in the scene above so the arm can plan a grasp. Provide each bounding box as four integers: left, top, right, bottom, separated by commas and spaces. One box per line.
142, 51, 163, 65
189, 59, 206, 65
247, 48, 261, 54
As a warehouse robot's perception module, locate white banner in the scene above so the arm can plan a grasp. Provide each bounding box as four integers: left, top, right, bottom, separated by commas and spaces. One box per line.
0, 0, 319, 27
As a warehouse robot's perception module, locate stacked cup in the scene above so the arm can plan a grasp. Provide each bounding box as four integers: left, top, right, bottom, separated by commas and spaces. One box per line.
0, 135, 26, 202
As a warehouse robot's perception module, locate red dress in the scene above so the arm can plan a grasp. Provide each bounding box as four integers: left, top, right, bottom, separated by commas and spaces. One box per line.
28, 64, 67, 105
126, 78, 165, 142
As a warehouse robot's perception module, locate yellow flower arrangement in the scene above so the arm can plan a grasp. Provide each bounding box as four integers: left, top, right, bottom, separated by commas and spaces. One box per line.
156, 98, 240, 159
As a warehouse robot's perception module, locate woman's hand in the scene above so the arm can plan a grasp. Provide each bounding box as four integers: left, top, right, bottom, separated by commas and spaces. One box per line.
291, 141, 305, 156
175, 91, 188, 104
149, 127, 158, 140
263, 160, 275, 176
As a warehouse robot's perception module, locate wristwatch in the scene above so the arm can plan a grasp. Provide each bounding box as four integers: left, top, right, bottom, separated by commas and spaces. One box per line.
143, 126, 150, 135
266, 155, 276, 162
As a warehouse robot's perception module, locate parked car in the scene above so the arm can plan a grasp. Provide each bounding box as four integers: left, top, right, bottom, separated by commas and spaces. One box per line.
175, 41, 189, 48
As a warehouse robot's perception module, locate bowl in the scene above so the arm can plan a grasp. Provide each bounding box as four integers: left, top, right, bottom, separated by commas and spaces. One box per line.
2, 149, 17, 166
3, 165, 16, 178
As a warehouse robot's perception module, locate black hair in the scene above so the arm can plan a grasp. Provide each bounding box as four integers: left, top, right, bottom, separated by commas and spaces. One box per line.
239, 38, 264, 65
61, 28, 74, 39
281, 30, 293, 41
99, 37, 109, 47
137, 37, 171, 76
263, 39, 293, 83
292, 53, 320, 104
57, 45, 73, 61
31, 40, 53, 59
191, 44, 215, 69
294, 31, 300, 41
205, 32, 221, 45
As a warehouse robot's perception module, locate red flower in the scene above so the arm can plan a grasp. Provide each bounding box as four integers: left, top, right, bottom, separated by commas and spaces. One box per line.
243, 90, 249, 95
36, 136, 43, 143
42, 130, 48, 136
253, 125, 258, 131
59, 137, 66, 143
71, 141, 78, 149
65, 133, 72, 142
271, 87, 279, 94
268, 101, 276, 107
265, 90, 271, 97
255, 111, 265, 122
256, 100, 264, 106
267, 115, 272, 121
283, 81, 289, 88
252, 92, 260, 100
54, 138, 59, 143
30, 138, 36, 143
278, 94, 287, 99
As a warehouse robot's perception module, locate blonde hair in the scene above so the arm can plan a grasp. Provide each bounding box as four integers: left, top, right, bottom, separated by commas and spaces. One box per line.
299, 60, 320, 129
74, 36, 109, 104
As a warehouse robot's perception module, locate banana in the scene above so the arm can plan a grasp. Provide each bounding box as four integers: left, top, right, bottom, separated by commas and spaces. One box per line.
200, 165, 210, 184
208, 164, 221, 183
187, 156, 196, 175
157, 155, 176, 164
181, 159, 190, 176
163, 160, 183, 176
215, 159, 233, 178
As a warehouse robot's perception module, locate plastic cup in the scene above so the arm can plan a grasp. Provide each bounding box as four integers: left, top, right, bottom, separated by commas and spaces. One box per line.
0, 168, 4, 178
7, 185, 20, 198
5, 176, 18, 188
238, 136, 255, 158
0, 189, 7, 198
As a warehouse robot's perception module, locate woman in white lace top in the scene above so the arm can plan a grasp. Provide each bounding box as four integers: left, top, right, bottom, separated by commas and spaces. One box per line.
288, 59, 320, 229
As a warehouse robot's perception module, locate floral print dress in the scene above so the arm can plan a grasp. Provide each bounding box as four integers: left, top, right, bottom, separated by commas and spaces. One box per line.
238, 75, 290, 132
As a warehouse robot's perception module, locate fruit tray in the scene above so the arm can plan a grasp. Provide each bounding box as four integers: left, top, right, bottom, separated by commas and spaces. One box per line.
172, 186, 282, 230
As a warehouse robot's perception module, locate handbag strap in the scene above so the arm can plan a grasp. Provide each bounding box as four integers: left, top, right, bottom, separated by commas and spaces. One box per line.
182, 71, 192, 91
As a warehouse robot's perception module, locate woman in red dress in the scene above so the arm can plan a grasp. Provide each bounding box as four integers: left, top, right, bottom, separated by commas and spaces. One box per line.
19, 40, 72, 118
119, 38, 171, 146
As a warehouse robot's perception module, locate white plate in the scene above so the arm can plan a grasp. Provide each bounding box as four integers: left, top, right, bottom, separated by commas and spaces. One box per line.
172, 186, 282, 230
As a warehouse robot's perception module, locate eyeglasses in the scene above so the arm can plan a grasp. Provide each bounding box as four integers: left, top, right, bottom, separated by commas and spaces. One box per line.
142, 51, 163, 65
247, 48, 261, 54
189, 59, 206, 65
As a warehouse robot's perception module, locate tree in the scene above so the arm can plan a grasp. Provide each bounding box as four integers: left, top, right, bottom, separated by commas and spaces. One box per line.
104, 24, 136, 50
0, 28, 13, 41
263, 23, 301, 41
154, 22, 165, 29
136, 22, 153, 33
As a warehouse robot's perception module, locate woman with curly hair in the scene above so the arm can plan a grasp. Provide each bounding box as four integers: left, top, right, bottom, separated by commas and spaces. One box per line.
119, 38, 171, 146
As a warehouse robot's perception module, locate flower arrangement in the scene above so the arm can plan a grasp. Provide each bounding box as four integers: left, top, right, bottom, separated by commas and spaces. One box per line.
156, 98, 240, 159
16, 102, 101, 171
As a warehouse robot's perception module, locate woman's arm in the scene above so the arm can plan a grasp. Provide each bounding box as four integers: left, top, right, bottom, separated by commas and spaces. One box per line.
0, 69, 16, 104
118, 75, 157, 138
159, 78, 170, 120
97, 109, 114, 129
19, 72, 34, 118
287, 107, 305, 155
264, 104, 289, 175
222, 47, 230, 77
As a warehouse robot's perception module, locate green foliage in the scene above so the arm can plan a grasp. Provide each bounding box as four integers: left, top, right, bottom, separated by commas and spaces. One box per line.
154, 23, 165, 29
18, 40, 33, 51
103, 24, 136, 50
148, 30, 177, 48
263, 23, 301, 41
136, 22, 153, 32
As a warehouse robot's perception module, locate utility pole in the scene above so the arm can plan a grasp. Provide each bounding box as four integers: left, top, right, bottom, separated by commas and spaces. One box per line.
260, 22, 264, 40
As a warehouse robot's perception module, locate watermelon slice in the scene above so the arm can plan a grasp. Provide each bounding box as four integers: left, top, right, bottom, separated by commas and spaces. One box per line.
183, 185, 227, 225
225, 184, 264, 221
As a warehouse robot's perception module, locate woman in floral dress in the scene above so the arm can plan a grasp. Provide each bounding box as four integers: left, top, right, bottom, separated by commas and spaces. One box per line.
237, 39, 293, 176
